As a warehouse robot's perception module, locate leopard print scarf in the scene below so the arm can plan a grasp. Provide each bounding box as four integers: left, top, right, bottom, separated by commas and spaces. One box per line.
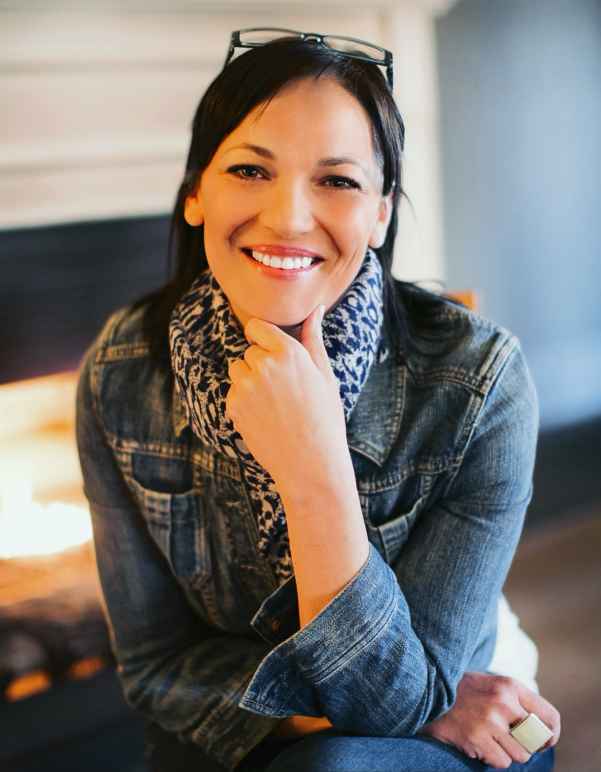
168, 248, 384, 585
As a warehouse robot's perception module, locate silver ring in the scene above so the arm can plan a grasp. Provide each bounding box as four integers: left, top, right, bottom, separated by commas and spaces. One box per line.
509, 713, 553, 754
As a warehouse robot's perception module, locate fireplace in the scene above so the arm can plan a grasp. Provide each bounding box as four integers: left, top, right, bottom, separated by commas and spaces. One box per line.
0, 213, 170, 655
0, 370, 110, 702
0, 215, 172, 768
0, 213, 175, 703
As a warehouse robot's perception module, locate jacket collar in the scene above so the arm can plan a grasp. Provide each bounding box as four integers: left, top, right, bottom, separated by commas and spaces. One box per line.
171, 343, 404, 467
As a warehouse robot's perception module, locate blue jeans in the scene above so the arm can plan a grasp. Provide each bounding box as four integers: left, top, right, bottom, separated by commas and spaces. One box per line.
143, 722, 555, 771
260, 729, 555, 772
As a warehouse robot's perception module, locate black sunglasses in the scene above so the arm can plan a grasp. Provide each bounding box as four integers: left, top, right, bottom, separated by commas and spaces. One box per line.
223, 27, 394, 90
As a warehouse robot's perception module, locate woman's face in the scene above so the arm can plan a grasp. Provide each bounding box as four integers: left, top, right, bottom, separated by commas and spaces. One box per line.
184, 76, 392, 334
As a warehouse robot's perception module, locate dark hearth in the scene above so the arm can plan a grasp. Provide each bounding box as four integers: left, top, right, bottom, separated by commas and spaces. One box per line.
1, 215, 170, 384
0, 543, 112, 703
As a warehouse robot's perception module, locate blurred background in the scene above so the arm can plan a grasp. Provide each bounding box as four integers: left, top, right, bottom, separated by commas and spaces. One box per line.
1, 1, 599, 770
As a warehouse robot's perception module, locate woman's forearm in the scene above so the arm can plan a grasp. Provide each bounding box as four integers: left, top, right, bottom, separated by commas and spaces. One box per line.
278, 455, 370, 629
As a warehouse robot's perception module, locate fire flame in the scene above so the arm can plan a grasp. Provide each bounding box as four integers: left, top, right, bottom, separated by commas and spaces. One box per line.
0, 372, 93, 560
0, 459, 91, 559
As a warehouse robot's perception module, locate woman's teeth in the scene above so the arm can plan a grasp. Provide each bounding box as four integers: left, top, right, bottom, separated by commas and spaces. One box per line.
250, 250, 316, 270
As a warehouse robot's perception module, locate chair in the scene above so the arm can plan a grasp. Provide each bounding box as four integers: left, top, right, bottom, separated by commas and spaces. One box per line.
443, 290, 478, 312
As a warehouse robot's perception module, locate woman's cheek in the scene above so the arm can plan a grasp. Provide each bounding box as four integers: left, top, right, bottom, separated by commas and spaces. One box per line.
329, 196, 375, 233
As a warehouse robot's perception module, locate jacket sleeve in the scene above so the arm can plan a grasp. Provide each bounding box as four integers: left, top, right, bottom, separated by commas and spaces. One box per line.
239, 338, 540, 736
75, 344, 286, 772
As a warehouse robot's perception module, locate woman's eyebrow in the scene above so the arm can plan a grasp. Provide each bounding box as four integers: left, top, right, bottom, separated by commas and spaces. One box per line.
224, 143, 275, 159
223, 143, 368, 174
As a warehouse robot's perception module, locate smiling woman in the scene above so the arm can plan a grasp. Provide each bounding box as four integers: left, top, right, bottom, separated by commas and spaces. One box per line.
75, 29, 559, 772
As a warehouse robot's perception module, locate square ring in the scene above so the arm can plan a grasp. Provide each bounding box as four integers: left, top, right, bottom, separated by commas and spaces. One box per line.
509, 713, 553, 754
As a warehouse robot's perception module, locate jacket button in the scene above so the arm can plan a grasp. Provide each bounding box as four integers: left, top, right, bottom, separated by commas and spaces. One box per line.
271, 620, 280, 632
378, 346, 389, 363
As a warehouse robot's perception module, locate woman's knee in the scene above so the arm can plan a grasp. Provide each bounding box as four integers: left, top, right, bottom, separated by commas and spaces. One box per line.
264, 731, 471, 772
264, 733, 556, 772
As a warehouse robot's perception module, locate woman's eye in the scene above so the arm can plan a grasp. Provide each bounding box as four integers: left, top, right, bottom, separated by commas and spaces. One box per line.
227, 165, 267, 180
226, 167, 360, 189
322, 175, 361, 190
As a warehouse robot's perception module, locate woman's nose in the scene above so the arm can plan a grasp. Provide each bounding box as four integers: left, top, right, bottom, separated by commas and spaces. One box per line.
258, 181, 314, 237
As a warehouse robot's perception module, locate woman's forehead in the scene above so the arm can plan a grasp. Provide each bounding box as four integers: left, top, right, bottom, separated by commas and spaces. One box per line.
218, 77, 377, 163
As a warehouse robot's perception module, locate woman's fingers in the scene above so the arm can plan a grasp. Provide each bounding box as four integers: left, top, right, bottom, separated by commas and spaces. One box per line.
493, 732, 533, 765
515, 680, 562, 746
227, 357, 251, 390
244, 317, 290, 353
469, 739, 515, 769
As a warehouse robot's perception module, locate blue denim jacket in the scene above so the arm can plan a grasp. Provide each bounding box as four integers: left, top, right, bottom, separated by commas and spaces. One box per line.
75, 284, 539, 771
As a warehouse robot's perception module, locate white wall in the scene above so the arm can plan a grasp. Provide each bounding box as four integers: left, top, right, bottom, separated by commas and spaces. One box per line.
1, 0, 458, 282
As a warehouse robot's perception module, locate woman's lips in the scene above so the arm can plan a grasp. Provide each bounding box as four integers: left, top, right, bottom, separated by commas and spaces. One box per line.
243, 244, 322, 258
241, 249, 322, 279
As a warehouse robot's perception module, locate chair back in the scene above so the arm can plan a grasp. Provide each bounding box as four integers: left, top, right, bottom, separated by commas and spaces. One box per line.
443, 290, 478, 312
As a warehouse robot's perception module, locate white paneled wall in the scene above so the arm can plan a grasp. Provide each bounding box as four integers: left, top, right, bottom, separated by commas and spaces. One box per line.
1, 0, 457, 282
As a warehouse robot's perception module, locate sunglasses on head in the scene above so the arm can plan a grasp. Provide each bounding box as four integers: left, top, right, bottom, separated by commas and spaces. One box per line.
223, 27, 394, 90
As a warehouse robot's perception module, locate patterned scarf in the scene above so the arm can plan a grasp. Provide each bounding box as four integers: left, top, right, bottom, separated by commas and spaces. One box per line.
168, 248, 384, 585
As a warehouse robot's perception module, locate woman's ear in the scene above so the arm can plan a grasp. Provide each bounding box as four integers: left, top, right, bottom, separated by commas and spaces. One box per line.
368, 193, 393, 249
184, 189, 204, 227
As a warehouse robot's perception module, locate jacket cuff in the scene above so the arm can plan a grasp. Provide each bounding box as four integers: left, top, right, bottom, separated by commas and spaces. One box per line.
238, 542, 394, 716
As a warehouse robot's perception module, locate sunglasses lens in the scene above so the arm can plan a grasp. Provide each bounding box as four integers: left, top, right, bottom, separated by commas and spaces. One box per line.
324, 36, 386, 63
239, 29, 300, 46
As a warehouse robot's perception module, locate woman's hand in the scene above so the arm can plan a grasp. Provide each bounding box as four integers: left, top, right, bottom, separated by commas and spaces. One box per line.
226, 305, 349, 494
271, 714, 334, 739
418, 672, 561, 768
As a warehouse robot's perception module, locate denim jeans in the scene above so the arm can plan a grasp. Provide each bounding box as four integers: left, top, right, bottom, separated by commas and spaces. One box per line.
262, 730, 556, 772
144, 723, 555, 772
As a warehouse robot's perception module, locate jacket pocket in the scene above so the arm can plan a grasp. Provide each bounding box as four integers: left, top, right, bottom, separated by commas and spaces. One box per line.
371, 494, 429, 564
126, 475, 212, 587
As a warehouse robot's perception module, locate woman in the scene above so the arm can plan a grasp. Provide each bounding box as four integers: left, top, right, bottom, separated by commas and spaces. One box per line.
75, 30, 560, 772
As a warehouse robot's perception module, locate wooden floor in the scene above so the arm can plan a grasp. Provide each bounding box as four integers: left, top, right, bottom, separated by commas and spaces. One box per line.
504, 504, 601, 772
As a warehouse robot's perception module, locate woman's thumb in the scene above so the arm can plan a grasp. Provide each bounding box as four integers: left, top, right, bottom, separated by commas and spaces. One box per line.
300, 304, 328, 368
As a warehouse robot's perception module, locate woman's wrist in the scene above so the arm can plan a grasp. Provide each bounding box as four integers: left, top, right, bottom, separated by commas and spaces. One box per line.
275, 451, 357, 511
271, 715, 333, 738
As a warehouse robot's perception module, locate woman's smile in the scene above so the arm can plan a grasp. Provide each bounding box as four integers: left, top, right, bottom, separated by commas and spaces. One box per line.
240, 244, 324, 279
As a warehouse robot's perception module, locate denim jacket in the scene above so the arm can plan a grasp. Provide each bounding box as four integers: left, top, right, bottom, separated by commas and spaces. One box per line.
75, 283, 540, 772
